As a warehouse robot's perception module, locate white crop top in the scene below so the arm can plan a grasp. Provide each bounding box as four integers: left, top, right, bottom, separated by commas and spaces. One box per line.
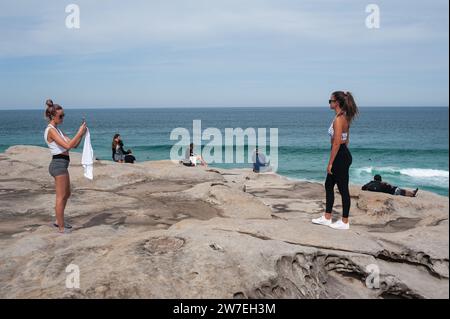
328, 116, 348, 142
44, 124, 69, 155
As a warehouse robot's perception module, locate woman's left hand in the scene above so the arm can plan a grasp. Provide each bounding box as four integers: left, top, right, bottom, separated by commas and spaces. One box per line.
327, 163, 333, 175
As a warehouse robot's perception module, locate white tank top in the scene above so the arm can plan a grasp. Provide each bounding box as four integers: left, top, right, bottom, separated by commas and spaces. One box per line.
44, 124, 68, 155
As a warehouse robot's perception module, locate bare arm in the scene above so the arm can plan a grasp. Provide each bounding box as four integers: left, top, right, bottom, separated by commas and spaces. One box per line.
64, 134, 82, 148
327, 117, 344, 174
48, 124, 86, 150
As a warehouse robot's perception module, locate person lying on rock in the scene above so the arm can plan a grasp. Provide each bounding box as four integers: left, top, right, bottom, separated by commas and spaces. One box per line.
124, 149, 136, 163
362, 174, 418, 197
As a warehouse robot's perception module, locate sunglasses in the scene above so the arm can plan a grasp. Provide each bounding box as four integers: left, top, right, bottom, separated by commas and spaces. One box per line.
59, 114, 65, 119
329, 99, 336, 104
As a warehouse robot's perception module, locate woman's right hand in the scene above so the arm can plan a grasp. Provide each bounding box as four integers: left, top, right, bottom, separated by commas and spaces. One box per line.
327, 163, 333, 175
78, 122, 87, 135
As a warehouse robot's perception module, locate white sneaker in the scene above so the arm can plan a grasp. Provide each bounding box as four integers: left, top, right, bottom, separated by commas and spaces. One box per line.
312, 216, 332, 226
329, 219, 350, 230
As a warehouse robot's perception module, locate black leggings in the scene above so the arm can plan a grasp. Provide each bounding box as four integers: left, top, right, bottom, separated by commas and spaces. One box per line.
325, 144, 352, 218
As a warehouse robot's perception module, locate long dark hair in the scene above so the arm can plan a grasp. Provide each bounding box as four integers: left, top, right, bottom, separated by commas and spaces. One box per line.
112, 134, 120, 150
332, 91, 359, 124
45, 99, 63, 121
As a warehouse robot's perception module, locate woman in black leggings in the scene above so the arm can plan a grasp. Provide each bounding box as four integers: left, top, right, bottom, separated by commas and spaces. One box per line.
312, 91, 359, 230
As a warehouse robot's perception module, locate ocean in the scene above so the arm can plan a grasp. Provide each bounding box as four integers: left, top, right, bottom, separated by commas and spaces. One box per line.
0, 107, 448, 196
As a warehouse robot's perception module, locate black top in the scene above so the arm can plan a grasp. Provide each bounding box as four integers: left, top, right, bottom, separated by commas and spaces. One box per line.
362, 180, 397, 195
112, 143, 131, 161
124, 154, 136, 163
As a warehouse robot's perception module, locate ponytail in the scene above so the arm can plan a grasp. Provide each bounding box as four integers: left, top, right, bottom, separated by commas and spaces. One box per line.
344, 91, 359, 124
332, 91, 359, 125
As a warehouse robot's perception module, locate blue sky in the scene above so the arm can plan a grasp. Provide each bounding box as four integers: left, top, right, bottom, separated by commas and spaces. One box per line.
0, 0, 448, 109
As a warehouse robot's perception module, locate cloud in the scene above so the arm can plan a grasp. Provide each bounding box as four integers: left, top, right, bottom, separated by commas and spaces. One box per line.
0, 0, 447, 57
0, 0, 447, 108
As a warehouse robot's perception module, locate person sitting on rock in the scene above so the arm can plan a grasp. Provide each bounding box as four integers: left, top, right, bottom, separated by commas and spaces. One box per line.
362, 174, 418, 197
182, 143, 207, 167
252, 147, 269, 173
112, 134, 131, 163
124, 149, 136, 164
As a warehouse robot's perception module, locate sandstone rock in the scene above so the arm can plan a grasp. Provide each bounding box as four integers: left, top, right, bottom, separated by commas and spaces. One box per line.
0, 146, 448, 299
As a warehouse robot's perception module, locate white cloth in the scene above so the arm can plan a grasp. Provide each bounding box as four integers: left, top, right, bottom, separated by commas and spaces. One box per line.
81, 128, 94, 180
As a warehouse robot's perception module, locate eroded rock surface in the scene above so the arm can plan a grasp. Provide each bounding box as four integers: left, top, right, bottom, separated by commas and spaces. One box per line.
0, 146, 448, 298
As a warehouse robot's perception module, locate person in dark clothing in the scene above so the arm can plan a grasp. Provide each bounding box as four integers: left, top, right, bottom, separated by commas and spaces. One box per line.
124, 149, 136, 164
112, 134, 131, 163
312, 91, 359, 230
362, 174, 418, 197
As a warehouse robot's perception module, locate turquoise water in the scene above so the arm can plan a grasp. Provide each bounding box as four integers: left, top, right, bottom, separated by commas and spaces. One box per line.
0, 107, 448, 196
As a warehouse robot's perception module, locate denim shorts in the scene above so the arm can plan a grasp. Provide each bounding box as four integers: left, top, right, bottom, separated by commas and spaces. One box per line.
113, 153, 124, 162
49, 158, 70, 177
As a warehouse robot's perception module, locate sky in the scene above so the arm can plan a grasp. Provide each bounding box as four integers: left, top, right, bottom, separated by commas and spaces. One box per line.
0, 0, 448, 109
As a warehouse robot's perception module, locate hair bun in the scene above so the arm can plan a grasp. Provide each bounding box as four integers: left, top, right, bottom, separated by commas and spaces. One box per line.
46, 99, 54, 108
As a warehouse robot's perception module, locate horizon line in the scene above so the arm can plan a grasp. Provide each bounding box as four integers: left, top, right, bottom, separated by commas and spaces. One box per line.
0, 105, 449, 111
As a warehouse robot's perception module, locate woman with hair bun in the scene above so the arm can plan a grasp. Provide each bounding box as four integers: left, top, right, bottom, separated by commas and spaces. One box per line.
44, 99, 87, 233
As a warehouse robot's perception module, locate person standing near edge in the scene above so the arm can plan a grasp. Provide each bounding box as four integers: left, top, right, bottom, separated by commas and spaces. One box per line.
44, 99, 87, 233
312, 91, 359, 230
